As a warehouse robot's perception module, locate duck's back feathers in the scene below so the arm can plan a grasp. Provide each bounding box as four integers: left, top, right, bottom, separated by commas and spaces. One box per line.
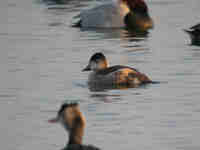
79, 2, 126, 28
184, 28, 200, 36
64, 144, 100, 150
184, 23, 200, 34
91, 65, 152, 86
190, 23, 200, 30
97, 65, 138, 75
127, 71, 152, 84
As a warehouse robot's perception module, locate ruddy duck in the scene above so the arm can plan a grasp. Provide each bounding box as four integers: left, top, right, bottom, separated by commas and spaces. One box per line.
184, 23, 200, 45
48, 103, 100, 150
74, 0, 153, 31
82, 53, 152, 88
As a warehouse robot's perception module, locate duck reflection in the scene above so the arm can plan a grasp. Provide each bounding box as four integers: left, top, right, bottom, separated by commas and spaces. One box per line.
88, 82, 140, 92
90, 93, 122, 103
80, 27, 149, 42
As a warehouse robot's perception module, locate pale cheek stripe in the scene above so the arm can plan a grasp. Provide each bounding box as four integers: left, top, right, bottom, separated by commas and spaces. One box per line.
119, 1, 130, 17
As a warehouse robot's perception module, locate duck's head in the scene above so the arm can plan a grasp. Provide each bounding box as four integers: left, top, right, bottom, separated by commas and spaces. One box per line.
122, 0, 154, 30
82, 53, 108, 72
48, 103, 86, 132
122, 0, 147, 13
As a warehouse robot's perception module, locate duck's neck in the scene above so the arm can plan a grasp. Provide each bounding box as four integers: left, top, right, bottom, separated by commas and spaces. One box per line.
117, 0, 130, 17
93, 61, 109, 72
68, 116, 85, 145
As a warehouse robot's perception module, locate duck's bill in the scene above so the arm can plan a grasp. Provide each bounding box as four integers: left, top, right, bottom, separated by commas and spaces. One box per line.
183, 29, 192, 34
82, 65, 91, 71
48, 117, 59, 123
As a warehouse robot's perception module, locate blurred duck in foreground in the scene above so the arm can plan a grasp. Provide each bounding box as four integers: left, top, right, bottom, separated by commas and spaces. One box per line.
184, 23, 200, 45
74, 0, 153, 31
49, 103, 100, 150
82, 52, 152, 88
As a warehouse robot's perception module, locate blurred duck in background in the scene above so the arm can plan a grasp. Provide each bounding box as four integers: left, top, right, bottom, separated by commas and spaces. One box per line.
184, 23, 200, 45
74, 0, 153, 31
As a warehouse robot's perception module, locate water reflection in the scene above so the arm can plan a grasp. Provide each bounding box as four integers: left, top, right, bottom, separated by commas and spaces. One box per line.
48, 22, 65, 26
90, 93, 121, 103
80, 28, 149, 41
89, 83, 138, 92
88, 82, 152, 92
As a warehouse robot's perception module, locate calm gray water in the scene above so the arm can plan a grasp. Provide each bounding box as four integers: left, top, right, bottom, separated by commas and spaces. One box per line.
1, 0, 200, 150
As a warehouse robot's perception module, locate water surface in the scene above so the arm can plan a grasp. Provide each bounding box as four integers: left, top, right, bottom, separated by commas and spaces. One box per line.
1, 0, 200, 150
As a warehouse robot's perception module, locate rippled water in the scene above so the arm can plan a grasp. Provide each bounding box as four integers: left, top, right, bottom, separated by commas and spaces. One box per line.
1, 0, 200, 150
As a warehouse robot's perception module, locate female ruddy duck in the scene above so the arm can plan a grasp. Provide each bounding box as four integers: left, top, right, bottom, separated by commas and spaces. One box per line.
184, 23, 200, 45
74, 0, 153, 31
82, 53, 152, 87
48, 103, 100, 150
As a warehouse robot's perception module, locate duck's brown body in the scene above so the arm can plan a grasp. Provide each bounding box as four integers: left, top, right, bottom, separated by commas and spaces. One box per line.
88, 65, 152, 86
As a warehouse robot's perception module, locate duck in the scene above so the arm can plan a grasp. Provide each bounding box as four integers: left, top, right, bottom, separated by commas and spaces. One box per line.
74, 0, 153, 31
48, 102, 100, 150
82, 52, 152, 88
184, 23, 200, 45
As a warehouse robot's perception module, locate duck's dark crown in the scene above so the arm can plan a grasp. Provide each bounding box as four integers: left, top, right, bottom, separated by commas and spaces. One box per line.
58, 102, 78, 116
90, 53, 106, 62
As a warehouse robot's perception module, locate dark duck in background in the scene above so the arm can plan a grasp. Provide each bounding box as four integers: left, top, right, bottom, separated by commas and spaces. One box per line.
184, 23, 200, 45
